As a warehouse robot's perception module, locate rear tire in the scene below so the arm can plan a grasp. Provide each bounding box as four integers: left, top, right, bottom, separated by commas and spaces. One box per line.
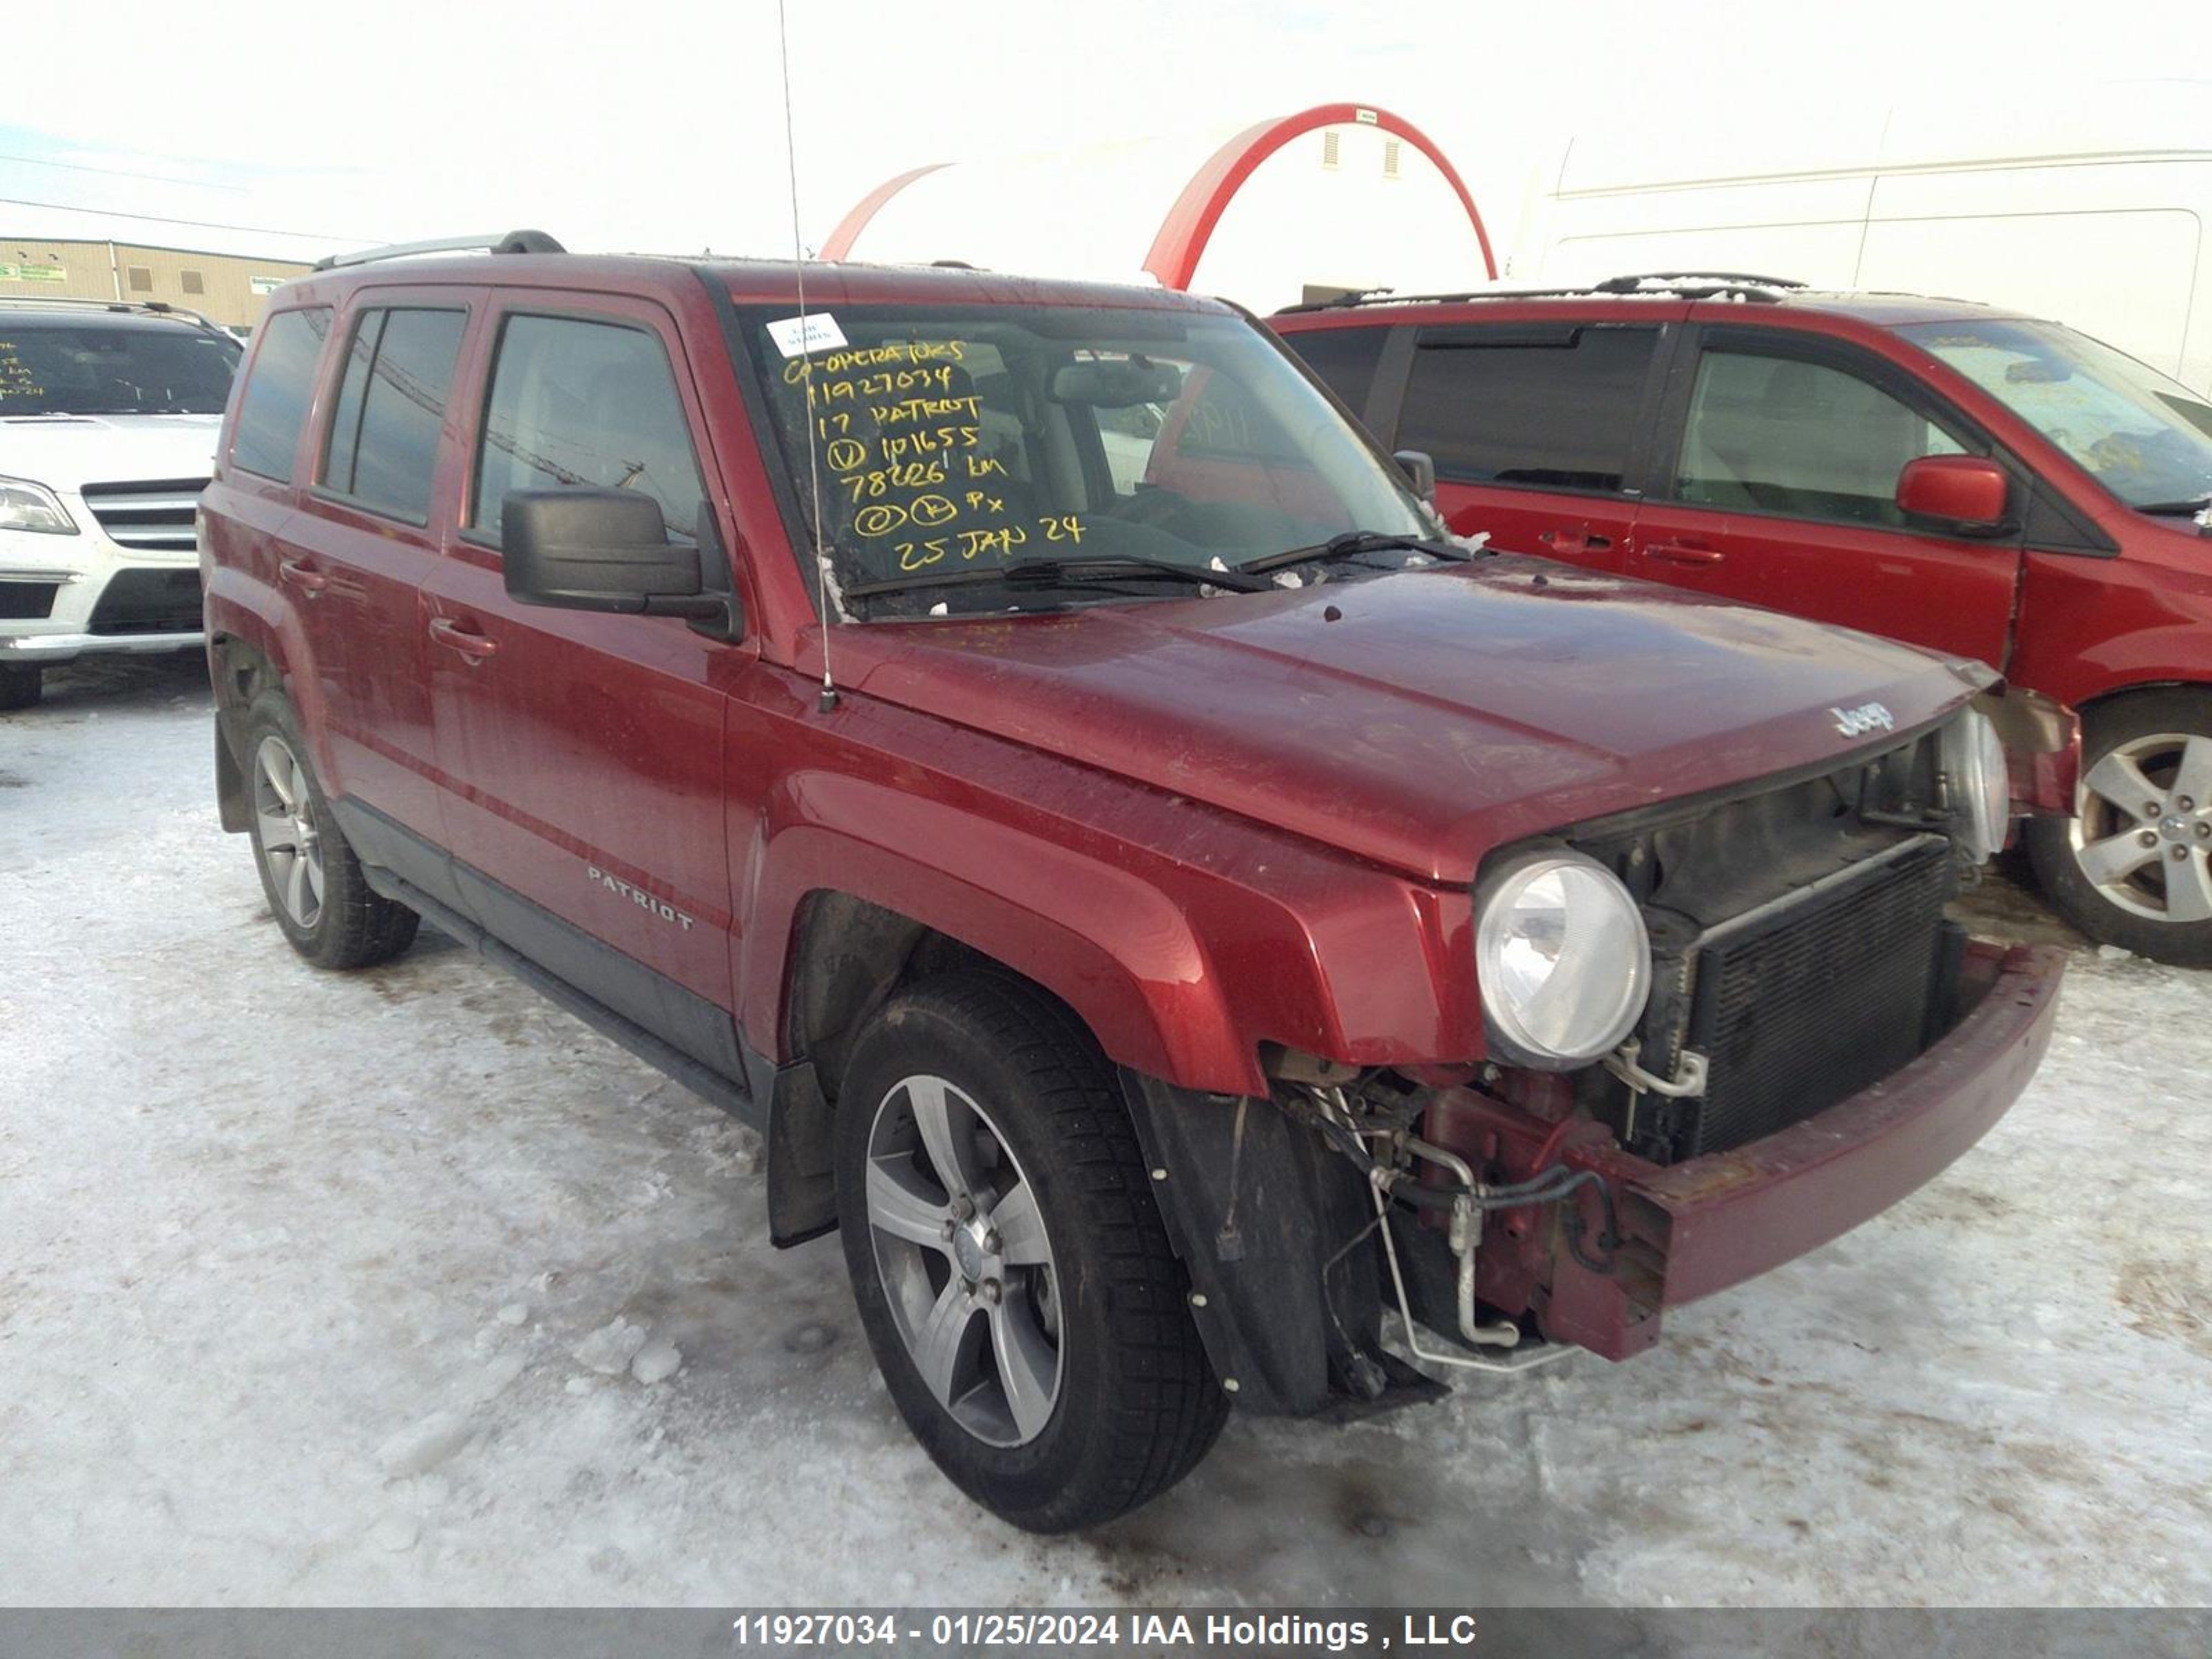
242, 691, 420, 970
2027, 688, 2212, 967
834, 970, 1226, 1533
0, 664, 41, 711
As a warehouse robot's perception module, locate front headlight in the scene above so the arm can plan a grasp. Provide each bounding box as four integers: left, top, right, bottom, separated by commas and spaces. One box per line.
0, 476, 77, 536
1475, 850, 1651, 1069
1944, 709, 2011, 863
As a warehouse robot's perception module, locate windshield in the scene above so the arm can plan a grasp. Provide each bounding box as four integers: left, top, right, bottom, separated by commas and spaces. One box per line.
741, 302, 1433, 615
1900, 318, 2212, 513
0, 321, 241, 416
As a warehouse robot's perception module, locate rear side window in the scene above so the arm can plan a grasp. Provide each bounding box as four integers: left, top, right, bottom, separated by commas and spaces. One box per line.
1282, 326, 1388, 422
1396, 326, 1658, 493
471, 314, 704, 543
320, 308, 467, 523
229, 307, 332, 481
1674, 348, 1966, 527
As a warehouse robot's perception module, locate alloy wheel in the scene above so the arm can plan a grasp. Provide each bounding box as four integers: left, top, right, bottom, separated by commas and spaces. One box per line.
863, 1074, 1062, 1447
2070, 731, 2212, 925
253, 734, 326, 930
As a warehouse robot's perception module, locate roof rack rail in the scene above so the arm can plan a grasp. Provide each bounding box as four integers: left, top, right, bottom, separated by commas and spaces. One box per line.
1275, 270, 1809, 315
1288, 285, 1397, 310
1277, 286, 1456, 314
0, 292, 229, 334
1592, 270, 1806, 294
312, 229, 566, 274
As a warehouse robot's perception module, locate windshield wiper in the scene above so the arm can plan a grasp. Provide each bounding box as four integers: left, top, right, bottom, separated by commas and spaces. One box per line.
2133, 493, 2212, 516
1233, 529, 1472, 575
843, 554, 1273, 603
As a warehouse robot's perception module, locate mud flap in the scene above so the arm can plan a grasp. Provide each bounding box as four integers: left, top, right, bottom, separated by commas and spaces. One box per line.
215, 718, 251, 833
755, 1055, 838, 1248
1116, 1069, 1432, 1418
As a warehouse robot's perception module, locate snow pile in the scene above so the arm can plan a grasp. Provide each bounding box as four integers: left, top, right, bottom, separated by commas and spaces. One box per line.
572, 1320, 649, 1378
630, 1341, 684, 1387
376, 1411, 474, 1480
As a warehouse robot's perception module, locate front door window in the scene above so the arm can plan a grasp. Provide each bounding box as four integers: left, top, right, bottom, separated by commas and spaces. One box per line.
1674, 349, 1966, 527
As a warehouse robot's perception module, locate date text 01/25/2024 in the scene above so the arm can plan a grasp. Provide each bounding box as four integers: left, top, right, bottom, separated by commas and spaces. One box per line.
727, 1611, 1484, 1651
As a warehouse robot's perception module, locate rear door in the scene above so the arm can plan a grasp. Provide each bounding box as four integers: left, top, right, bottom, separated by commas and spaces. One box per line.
1631, 324, 2023, 666
1379, 313, 1680, 574
420, 292, 743, 1076
292, 290, 479, 846
216, 302, 337, 745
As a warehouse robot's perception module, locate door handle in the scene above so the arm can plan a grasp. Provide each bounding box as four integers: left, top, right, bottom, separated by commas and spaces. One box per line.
1644, 540, 1726, 566
427, 616, 500, 661
279, 558, 329, 597
1537, 527, 1615, 556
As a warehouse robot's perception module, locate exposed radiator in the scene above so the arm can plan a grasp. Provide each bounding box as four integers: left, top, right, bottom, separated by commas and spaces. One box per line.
1679, 835, 1956, 1157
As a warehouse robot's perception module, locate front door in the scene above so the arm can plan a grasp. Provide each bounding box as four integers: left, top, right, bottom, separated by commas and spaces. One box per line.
1631, 328, 2023, 668
421, 294, 744, 1075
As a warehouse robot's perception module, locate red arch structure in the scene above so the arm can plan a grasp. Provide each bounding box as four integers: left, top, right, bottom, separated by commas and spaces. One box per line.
822, 164, 948, 262
821, 103, 1498, 288
1143, 103, 1496, 290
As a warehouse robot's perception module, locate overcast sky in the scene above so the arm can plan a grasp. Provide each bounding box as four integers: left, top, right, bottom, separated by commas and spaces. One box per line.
4, 0, 2204, 266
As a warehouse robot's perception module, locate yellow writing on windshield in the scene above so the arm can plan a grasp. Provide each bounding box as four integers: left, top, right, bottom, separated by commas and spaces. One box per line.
781, 332, 1085, 578
0, 341, 45, 402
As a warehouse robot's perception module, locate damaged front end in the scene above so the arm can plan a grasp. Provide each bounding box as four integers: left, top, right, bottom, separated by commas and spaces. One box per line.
1118, 709, 2068, 1417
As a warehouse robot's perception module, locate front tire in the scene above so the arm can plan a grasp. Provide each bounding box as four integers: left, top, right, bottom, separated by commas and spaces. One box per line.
2027, 688, 2212, 966
242, 692, 419, 970
834, 971, 1226, 1533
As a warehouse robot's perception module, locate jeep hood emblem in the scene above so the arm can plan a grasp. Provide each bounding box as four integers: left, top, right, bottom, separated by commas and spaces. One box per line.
1830, 701, 1896, 738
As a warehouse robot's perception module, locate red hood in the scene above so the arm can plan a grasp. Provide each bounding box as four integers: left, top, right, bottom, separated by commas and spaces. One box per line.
838, 559, 1984, 884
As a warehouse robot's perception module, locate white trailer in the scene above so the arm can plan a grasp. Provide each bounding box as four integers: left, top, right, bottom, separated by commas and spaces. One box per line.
1515, 91, 2212, 393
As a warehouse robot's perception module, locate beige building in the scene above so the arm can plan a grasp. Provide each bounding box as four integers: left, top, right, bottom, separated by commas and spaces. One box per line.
0, 236, 314, 330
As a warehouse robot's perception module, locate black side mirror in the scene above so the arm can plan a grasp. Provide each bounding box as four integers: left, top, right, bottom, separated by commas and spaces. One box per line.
501, 489, 722, 619
1394, 449, 1437, 505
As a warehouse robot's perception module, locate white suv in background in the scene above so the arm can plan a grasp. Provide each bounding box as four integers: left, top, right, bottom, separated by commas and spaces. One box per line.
0, 299, 242, 709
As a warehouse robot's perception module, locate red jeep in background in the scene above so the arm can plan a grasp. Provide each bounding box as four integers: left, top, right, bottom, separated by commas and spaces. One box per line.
199, 241, 2063, 1531
1277, 276, 2212, 964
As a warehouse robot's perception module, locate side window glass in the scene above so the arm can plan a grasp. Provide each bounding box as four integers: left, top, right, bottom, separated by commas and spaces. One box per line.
1282, 327, 1388, 422
1396, 326, 1657, 493
321, 308, 467, 523
1676, 350, 1967, 527
471, 315, 706, 543
229, 307, 332, 481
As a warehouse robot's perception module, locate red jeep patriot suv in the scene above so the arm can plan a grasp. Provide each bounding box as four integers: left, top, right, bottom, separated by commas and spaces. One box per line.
1276, 275, 2212, 965
199, 236, 2066, 1531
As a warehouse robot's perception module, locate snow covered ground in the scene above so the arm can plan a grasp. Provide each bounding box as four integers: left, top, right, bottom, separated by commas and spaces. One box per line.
3, 655, 2208, 1608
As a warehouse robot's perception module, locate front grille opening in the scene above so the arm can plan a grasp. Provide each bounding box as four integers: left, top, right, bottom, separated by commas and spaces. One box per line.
80, 478, 207, 553
1556, 722, 1971, 1167
88, 568, 202, 635
0, 581, 60, 621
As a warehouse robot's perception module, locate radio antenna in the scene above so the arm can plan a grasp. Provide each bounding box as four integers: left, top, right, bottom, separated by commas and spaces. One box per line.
777, 0, 838, 713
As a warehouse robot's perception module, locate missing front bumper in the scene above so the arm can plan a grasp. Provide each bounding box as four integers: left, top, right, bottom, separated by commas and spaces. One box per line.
1524, 940, 2065, 1358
